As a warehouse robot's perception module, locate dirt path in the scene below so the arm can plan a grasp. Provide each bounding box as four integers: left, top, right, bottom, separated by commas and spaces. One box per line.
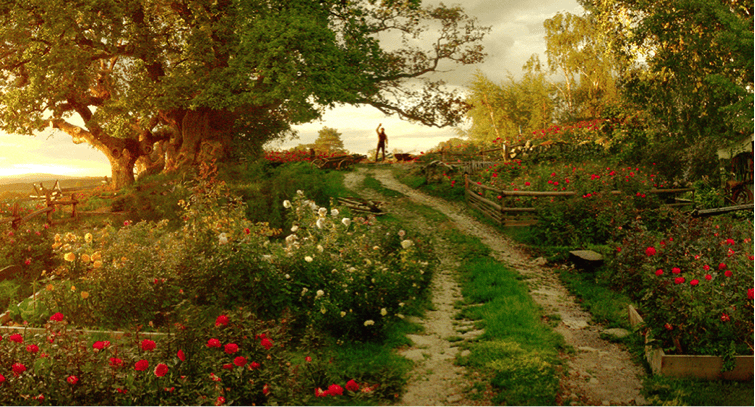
345, 166, 647, 406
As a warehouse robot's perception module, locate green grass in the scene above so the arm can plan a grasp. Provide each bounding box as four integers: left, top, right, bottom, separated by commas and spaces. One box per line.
557, 266, 633, 329
643, 376, 754, 406
456, 257, 565, 405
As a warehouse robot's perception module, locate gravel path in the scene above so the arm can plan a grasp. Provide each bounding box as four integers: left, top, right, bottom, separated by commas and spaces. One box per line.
345, 166, 647, 406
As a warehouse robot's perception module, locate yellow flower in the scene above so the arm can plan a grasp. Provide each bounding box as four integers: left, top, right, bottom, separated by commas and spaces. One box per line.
81, 291, 89, 299
46, 284, 54, 291
81, 254, 91, 263
92, 260, 103, 269
91, 252, 102, 261
120, 256, 127, 263
64, 252, 76, 262
54, 233, 61, 242
70, 285, 76, 292
52, 242, 62, 249
84, 233, 93, 243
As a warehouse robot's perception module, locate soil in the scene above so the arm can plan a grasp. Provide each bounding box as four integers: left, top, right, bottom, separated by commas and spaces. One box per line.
344, 166, 647, 406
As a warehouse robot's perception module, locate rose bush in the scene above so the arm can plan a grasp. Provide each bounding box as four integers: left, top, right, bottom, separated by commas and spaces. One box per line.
610, 213, 753, 362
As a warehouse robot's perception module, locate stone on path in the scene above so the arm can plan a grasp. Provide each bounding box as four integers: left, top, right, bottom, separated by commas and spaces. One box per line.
569, 250, 604, 270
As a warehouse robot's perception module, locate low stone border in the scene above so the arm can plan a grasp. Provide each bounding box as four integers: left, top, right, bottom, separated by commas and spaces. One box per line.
628, 304, 753, 381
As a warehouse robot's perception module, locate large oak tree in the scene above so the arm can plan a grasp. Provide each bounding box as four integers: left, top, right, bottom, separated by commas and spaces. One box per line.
0, 0, 487, 188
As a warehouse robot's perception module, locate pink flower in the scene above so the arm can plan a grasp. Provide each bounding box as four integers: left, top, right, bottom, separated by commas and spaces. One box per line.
224, 343, 239, 354
207, 338, 222, 348
215, 315, 229, 327
12, 363, 26, 376
154, 363, 169, 377
260, 337, 273, 350
134, 360, 149, 371
346, 379, 360, 392
49, 312, 65, 322
67, 375, 79, 385
177, 350, 186, 361
655, 269, 663, 276
674, 277, 685, 285
26, 344, 39, 353
690, 279, 699, 286
672, 267, 681, 274
234, 356, 247, 367
141, 339, 156, 351
645, 246, 656, 256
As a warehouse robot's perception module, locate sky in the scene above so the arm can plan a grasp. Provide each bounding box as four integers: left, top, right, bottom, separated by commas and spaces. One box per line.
0, 0, 582, 178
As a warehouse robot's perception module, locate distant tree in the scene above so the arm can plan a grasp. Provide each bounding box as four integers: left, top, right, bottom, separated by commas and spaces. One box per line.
0, 0, 488, 188
313, 127, 345, 154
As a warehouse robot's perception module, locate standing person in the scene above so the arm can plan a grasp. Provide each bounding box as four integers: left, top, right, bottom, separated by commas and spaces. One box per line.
375, 123, 388, 162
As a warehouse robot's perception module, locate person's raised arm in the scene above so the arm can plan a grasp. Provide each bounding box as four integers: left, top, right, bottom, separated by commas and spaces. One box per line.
376, 123, 382, 134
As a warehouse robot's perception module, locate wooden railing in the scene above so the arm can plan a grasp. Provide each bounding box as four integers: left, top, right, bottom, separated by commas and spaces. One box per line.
0, 180, 106, 230
464, 174, 695, 227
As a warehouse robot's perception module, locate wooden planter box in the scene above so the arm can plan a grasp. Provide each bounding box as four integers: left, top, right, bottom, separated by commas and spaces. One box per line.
628, 304, 754, 381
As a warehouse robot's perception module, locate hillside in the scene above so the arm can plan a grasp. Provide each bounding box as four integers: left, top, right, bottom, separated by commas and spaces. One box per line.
0, 174, 107, 199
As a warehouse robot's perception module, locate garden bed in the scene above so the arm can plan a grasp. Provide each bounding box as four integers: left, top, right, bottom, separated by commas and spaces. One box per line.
628, 304, 754, 381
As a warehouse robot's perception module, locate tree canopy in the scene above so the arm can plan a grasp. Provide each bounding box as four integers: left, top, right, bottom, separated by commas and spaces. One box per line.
0, 0, 488, 187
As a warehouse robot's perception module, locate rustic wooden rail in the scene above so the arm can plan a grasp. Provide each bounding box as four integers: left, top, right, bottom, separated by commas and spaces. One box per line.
0, 180, 104, 230
464, 174, 695, 227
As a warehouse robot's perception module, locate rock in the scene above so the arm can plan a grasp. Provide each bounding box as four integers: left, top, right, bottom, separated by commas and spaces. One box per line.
406, 334, 434, 347
401, 349, 427, 362
563, 318, 590, 329
569, 250, 604, 271
601, 328, 631, 340
532, 257, 548, 266
459, 350, 471, 358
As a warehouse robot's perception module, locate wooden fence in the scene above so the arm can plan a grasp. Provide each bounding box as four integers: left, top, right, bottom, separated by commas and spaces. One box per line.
464, 174, 695, 227
0, 180, 106, 230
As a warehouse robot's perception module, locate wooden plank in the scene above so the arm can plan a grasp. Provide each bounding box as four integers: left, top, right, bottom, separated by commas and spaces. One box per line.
501, 207, 537, 213
19, 207, 54, 224
694, 204, 753, 217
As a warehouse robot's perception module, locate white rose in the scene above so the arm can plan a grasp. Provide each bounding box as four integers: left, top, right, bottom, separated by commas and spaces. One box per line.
342, 218, 351, 227
297, 190, 304, 196
291, 225, 299, 232
283, 200, 291, 208
305, 256, 314, 263
316, 218, 325, 229
317, 245, 324, 253
316, 289, 324, 298
340, 311, 346, 317
318, 207, 327, 217
380, 308, 387, 316
398, 229, 406, 237
401, 239, 413, 249
331, 208, 339, 217
218, 233, 228, 245
364, 320, 375, 326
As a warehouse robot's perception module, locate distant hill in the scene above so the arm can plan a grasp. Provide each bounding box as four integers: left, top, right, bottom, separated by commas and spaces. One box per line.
0, 174, 108, 200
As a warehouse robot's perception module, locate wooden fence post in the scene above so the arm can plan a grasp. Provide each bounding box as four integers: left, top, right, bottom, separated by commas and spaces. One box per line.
71, 193, 78, 219
45, 190, 53, 225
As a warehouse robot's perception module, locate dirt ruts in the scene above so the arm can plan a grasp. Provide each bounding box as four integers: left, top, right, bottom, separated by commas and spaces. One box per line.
344, 166, 646, 406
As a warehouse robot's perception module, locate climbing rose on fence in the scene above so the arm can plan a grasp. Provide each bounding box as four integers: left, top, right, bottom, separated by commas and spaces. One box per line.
9, 334, 22, 343
49, 312, 64, 322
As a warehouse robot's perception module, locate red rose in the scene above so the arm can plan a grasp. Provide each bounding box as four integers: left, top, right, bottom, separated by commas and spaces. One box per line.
260, 338, 273, 350
93, 340, 110, 351
134, 359, 149, 371
672, 267, 681, 274
67, 375, 79, 385
645, 246, 656, 256
664, 323, 673, 331
718, 263, 727, 270
305, 356, 312, 362
224, 343, 239, 354
9, 334, 22, 343
748, 288, 754, 300
215, 315, 229, 327
49, 312, 65, 322
705, 274, 712, 281
215, 396, 226, 406
345, 379, 360, 392
655, 269, 663, 276
26, 344, 39, 353
690, 279, 699, 286
674, 277, 685, 285
207, 338, 222, 348
141, 339, 156, 351
327, 384, 344, 396
222, 363, 234, 370
12, 363, 26, 376
109, 358, 124, 368
0, 374, 5, 384
315, 388, 327, 397
234, 356, 247, 367
703, 265, 710, 271
154, 363, 169, 377
263, 384, 270, 396
177, 350, 186, 362
725, 270, 733, 277
721, 313, 730, 322
250, 361, 261, 370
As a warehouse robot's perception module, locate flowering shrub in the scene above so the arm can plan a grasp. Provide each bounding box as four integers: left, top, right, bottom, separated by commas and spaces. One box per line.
264, 149, 349, 164
0, 310, 376, 405
610, 213, 754, 362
